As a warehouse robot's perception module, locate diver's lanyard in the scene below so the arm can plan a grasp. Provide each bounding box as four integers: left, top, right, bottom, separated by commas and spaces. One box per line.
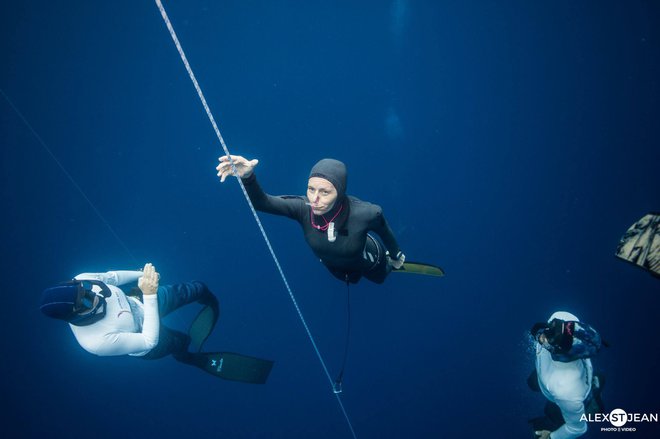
310, 202, 344, 231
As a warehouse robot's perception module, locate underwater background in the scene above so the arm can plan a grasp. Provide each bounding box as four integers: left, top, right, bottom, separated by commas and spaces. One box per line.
2, 1, 659, 438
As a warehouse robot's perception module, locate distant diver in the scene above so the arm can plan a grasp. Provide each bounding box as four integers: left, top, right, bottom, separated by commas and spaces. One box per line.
40, 263, 273, 384
615, 212, 660, 278
217, 155, 443, 284
528, 311, 606, 439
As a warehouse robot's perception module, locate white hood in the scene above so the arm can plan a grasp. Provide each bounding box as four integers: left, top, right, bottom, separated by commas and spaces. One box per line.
548, 311, 580, 322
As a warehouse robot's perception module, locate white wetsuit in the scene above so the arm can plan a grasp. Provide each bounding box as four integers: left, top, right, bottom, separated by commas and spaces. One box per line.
69, 271, 159, 357
535, 311, 593, 439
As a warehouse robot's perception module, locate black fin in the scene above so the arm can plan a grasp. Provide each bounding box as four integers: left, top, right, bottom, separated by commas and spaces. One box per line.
184, 352, 274, 384
392, 261, 445, 277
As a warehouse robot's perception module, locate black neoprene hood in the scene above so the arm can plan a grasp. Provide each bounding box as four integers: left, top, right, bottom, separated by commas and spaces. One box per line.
309, 158, 347, 200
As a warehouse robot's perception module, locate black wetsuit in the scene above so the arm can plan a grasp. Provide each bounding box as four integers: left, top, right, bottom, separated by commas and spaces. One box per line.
242, 173, 401, 284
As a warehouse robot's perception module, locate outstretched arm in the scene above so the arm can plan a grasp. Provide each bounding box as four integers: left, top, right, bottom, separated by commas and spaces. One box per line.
215, 155, 305, 220
74, 270, 143, 286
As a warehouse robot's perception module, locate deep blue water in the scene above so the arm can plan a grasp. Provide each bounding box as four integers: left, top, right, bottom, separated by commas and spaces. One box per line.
2, 1, 659, 438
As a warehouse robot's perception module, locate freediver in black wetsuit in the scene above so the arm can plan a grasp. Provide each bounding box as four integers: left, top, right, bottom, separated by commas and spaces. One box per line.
216, 155, 405, 284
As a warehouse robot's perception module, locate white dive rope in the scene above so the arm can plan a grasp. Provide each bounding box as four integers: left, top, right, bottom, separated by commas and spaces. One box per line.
153, 2, 357, 437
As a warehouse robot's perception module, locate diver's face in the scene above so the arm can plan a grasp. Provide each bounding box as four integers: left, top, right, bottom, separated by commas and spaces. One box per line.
307, 177, 338, 215
76, 292, 100, 315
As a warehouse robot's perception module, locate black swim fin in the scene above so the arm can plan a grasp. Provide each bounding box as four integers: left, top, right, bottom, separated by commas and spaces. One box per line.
392, 261, 445, 277
189, 303, 219, 352
615, 212, 660, 277
188, 291, 220, 352
182, 351, 274, 384
528, 401, 564, 433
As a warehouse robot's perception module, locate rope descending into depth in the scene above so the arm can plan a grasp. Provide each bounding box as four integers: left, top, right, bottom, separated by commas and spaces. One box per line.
153, 2, 356, 438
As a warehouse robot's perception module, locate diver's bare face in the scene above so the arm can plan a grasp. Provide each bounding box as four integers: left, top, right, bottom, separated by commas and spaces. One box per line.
307, 177, 338, 215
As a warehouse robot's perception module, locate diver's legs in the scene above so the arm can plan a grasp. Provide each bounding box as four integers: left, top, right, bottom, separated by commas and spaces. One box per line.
141, 326, 191, 360
362, 234, 390, 284
157, 281, 216, 317
323, 233, 391, 284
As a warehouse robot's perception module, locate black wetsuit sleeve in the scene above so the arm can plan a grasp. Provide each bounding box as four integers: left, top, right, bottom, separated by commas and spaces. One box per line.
370, 209, 401, 256
241, 173, 305, 221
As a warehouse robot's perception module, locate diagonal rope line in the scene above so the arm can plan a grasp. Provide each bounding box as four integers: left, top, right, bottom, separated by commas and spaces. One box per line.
1, 88, 138, 265
153, 2, 356, 438
3, 91, 195, 329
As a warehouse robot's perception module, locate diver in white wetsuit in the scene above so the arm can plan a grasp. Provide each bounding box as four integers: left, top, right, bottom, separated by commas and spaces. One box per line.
40, 263, 273, 384
529, 311, 605, 439
40, 263, 215, 358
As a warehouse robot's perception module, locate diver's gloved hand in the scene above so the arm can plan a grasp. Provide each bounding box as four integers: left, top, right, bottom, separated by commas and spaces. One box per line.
387, 251, 406, 270
216, 155, 259, 182
138, 263, 160, 296
534, 431, 551, 439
